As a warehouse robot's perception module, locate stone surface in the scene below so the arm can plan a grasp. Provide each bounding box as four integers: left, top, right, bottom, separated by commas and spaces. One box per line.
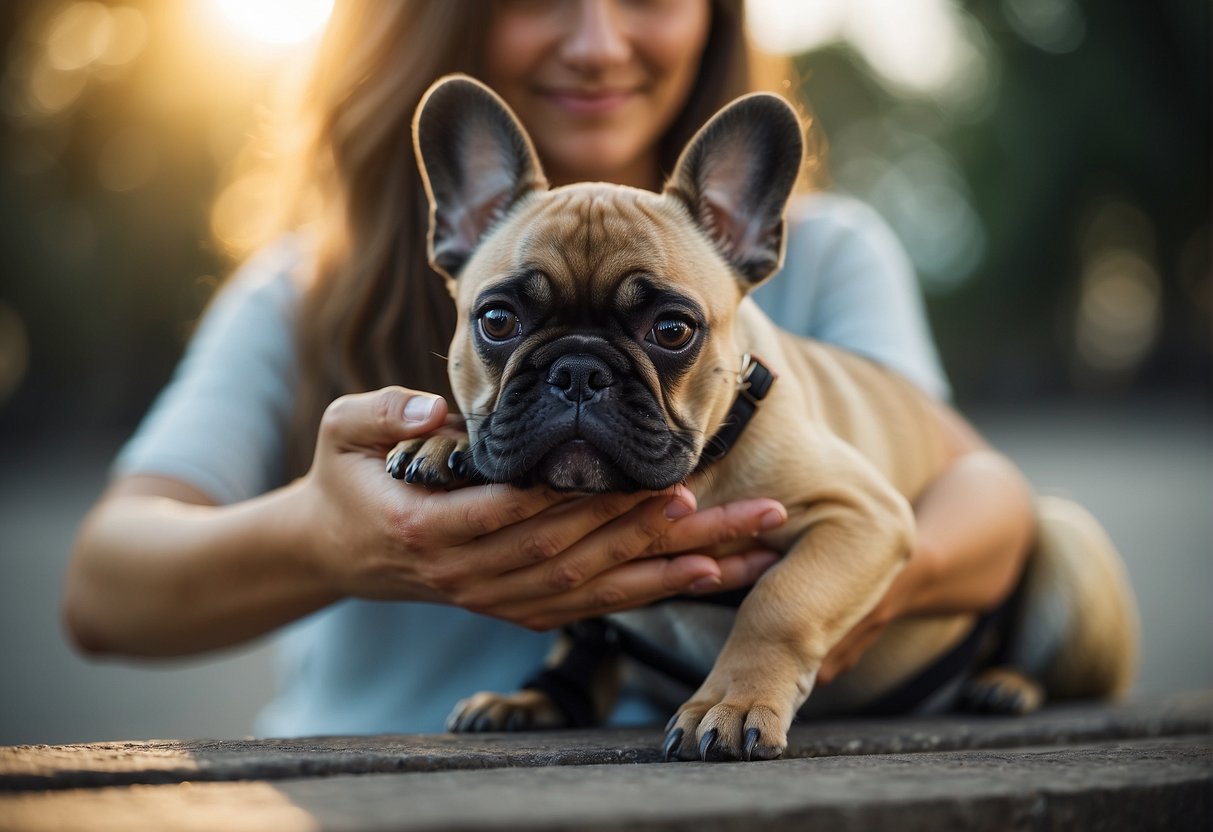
3, 694, 1208, 830
2, 692, 1209, 791
1, 737, 1207, 832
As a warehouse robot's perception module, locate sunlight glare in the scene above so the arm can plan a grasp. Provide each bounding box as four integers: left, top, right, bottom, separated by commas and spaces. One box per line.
211, 0, 334, 46
746, 0, 989, 105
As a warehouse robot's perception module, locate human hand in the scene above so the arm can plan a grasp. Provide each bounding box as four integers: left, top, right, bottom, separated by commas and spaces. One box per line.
298, 387, 787, 630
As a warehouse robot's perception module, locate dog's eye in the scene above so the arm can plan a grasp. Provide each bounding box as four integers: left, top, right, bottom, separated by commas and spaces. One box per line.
648, 318, 696, 350
479, 308, 521, 341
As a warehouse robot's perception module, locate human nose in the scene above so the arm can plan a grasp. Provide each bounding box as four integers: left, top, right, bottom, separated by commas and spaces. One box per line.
559, 0, 631, 73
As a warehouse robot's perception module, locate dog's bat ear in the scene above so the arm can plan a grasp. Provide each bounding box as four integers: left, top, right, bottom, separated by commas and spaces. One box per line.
413, 74, 548, 280
664, 93, 804, 290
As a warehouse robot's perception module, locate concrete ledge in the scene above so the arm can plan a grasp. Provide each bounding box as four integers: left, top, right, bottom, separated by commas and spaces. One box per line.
2, 692, 1209, 791
1, 737, 1208, 831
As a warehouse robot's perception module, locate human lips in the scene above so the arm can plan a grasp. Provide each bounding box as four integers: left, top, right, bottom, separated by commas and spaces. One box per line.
540, 87, 637, 117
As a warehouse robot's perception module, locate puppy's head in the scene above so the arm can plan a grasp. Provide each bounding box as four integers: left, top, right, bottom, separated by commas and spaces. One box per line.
413, 75, 803, 491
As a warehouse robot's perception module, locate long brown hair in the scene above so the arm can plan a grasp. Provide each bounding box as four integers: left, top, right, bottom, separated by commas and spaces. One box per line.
278, 0, 806, 478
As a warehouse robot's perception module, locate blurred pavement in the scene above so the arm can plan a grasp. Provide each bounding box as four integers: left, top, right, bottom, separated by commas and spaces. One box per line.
1, 393, 1209, 746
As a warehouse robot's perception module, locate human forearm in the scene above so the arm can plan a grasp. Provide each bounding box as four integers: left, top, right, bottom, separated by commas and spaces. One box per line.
818, 448, 1035, 683
64, 480, 341, 658
897, 450, 1035, 617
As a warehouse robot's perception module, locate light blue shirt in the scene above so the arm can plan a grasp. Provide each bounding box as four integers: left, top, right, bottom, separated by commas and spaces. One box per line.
113, 192, 948, 736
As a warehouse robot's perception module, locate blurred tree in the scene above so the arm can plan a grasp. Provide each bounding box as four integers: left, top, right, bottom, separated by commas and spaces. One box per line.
797, 0, 1209, 402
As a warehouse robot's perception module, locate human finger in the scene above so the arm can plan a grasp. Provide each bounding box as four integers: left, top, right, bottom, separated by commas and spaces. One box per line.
684, 549, 781, 595
493, 548, 781, 631
318, 386, 448, 453
418, 481, 586, 546
449, 488, 670, 580
646, 498, 788, 557
446, 488, 693, 606
496, 554, 725, 631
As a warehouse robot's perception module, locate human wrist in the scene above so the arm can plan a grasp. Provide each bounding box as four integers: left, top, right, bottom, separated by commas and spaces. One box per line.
253, 477, 346, 608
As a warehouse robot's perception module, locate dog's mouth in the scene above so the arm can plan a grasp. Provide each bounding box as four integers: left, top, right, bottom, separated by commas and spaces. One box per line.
471, 400, 696, 493
535, 438, 628, 493
479, 413, 651, 493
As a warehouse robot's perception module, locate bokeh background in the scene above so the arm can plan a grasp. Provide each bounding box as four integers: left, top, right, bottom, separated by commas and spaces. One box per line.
0, 0, 1208, 745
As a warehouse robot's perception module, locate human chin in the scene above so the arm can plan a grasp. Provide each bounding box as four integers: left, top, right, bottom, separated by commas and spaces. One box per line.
542, 135, 648, 184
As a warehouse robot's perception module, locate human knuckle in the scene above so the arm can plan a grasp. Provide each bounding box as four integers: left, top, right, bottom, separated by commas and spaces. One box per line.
547, 563, 583, 591
590, 584, 630, 610
710, 515, 746, 544
371, 388, 404, 430
635, 515, 667, 544
387, 511, 426, 551
319, 395, 352, 438
523, 530, 563, 562
503, 498, 534, 525
590, 495, 629, 525
423, 562, 463, 594
602, 537, 639, 566
462, 504, 495, 537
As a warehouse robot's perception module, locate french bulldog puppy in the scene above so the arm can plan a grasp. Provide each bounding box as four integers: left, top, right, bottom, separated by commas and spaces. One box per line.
389, 75, 1138, 761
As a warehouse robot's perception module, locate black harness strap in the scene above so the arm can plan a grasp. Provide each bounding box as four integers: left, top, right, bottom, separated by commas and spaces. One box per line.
855, 569, 1029, 716
521, 620, 619, 728
696, 354, 777, 468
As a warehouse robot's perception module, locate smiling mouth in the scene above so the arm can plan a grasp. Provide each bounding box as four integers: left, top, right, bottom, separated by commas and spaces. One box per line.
541, 88, 636, 117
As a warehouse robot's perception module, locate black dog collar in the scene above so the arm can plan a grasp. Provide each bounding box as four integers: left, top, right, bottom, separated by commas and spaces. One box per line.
696, 354, 776, 469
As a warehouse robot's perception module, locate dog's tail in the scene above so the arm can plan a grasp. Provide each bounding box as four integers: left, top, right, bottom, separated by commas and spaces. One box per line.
1011, 496, 1140, 700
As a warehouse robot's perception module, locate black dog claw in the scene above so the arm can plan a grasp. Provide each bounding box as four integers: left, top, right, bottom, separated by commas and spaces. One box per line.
448, 450, 476, 480
662, 727, 684, 761
387, 451, 411, 479
698, 728, 718, 761
743, 727, 761, 761
403, 456, 425, 483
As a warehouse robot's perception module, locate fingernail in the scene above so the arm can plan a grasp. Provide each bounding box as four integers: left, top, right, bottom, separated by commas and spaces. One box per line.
664, 499, 693, 520
687, 575, 721, 593
403, 395, 440, 424
760, 509, 785, 531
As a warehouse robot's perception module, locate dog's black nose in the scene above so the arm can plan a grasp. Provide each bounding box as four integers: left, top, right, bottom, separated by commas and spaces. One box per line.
547, 354, 615, 403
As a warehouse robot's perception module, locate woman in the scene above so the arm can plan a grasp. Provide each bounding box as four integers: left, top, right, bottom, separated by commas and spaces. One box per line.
64, 0, 1037, 736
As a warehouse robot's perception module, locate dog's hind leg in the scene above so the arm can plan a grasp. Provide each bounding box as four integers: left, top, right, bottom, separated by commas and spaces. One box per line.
959, 667, 1045, 714
446, 624, 622, 732
964, 497, 1139, 714
1031, 496, 1139, 699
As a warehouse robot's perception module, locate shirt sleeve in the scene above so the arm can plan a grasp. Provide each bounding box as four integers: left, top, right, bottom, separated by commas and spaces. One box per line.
751, 192, 951, 401
110, 240, 302, 504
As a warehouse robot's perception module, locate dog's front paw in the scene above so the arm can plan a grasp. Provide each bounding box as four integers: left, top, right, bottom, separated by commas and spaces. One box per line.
386, 435, 473, 488
445, 689, 568, 733
662, 672, 807, 762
